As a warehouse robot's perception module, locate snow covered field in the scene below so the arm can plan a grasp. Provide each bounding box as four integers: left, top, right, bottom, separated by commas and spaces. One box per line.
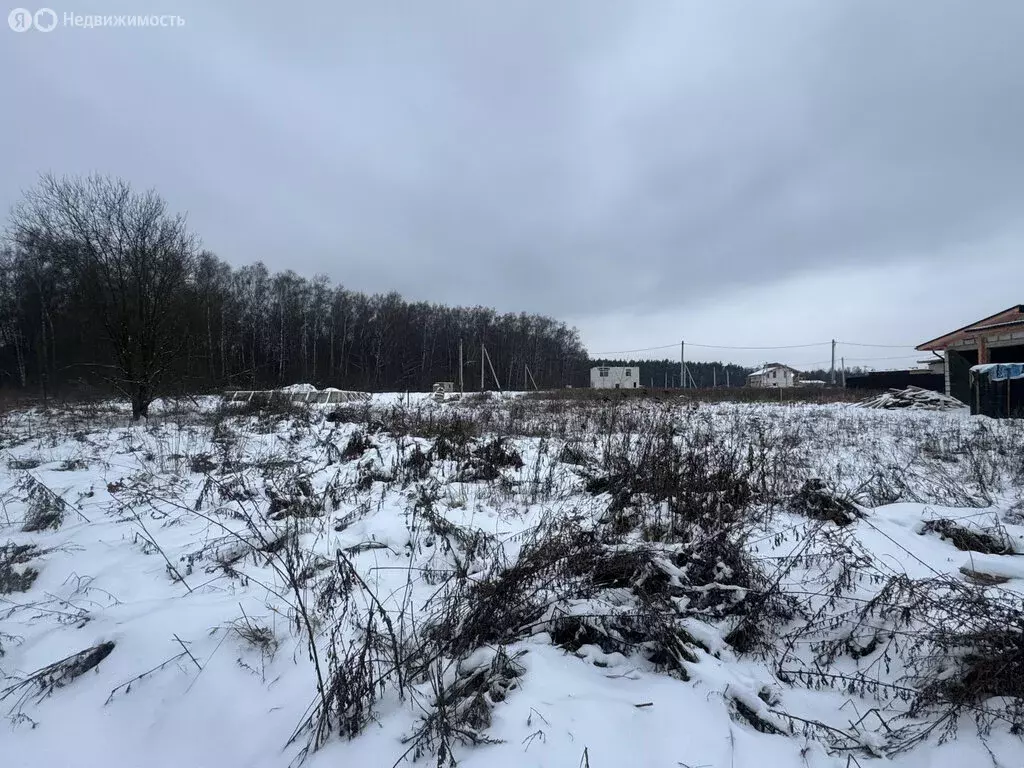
2, 393, 1024, 768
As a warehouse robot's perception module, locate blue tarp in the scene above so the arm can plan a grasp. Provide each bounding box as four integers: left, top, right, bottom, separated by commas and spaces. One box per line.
971, 363, 1024, 381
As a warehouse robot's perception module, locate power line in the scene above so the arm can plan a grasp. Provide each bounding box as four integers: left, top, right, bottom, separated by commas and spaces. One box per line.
844, 354, 921, 362
591, 340, 920, 358
591, 340, 832, 355
798, 354, 921, 366
686, 341, 831, 350
836, 341, 919, 349
589, 343, 679, 356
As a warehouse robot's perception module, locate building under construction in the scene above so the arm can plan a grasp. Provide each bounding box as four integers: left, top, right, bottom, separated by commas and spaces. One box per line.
916, 305, 1024, 405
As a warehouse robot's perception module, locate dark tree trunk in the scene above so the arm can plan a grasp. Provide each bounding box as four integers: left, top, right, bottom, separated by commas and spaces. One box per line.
131, 385, 150, 420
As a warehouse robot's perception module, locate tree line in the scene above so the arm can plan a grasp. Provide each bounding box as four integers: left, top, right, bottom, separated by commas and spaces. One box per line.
0, 174, 589, 417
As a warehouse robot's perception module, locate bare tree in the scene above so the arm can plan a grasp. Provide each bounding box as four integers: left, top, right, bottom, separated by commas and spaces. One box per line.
8, 174, 198, 418
0, 247, 28, 388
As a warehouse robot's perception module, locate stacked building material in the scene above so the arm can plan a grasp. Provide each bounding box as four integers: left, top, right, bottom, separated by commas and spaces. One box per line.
856, 386, 965, 411
223, 387, 371, 405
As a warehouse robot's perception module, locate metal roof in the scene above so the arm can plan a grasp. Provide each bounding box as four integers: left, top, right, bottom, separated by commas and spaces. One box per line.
916, 305, 1024, 351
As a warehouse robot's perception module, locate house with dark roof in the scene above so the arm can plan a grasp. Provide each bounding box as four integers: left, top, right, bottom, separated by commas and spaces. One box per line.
916, 305, 1024, 402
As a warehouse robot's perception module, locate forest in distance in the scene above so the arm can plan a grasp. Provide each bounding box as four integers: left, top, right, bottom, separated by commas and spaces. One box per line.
0, 174, 849, 415
0, 175, 591, 415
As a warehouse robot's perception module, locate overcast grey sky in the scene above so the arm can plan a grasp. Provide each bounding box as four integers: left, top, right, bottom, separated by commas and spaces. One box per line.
3, 0, 1023, 368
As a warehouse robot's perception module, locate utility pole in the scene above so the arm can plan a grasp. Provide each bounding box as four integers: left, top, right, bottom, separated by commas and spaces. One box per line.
680, 341, 685, 390
485, 350, 505, 397
830, 339, 836, 385
480, 343, 485, 391
726, 368, 730, 387
524, 364, 538, 391
713, 366, 716, 388
458, 338, 464, 393
664, 371, 668, 388
841, 357, 846, 388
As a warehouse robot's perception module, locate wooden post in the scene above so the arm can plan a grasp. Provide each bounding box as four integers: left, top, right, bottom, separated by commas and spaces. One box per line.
680, 341, 685, 390
525, 364, 538, 391
482, 345, 502, 391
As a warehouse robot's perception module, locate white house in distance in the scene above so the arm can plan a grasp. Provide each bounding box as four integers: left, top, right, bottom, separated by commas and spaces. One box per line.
590, 366, 639, 389
747, 363, 799, 388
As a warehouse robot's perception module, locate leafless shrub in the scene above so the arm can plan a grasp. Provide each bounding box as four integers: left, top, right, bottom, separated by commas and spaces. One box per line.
234, 617, 278, 653
777, 563, 1024, 755
412, 486, 497, 583
266, 475, 322, 520
418, 515, 595, 662
341, 430, 374, 461
7, 457, 41, 470
291, 550, 405, 756
21, 476, 68, 532
229, 609, 280, 681
399, 443, 433, 484
352, 406, 482, 445
428, 432, 473, 464
401, 648, 526, 766
189, 453, 218, 473
222, 394, 308, 421
324, 402, 373, 425
355, 454, 394, 491
557, 442, 592, 466
454, 437, 523, 482
0, 630, 21, 658
415, 506, 790, 683
789, 479, 862, 526
731, 695, 790, 736
585, 419, 754, 535
181, 525, 296, 576
50, 458, 88, 472
920, 519, 1015, 555
0, 543, 40, 593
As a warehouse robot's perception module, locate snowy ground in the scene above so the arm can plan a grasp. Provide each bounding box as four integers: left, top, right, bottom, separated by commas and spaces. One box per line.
1, 393, 1023, 768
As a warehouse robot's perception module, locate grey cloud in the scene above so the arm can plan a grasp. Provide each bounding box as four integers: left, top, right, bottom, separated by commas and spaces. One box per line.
2, 0, 1022, 327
